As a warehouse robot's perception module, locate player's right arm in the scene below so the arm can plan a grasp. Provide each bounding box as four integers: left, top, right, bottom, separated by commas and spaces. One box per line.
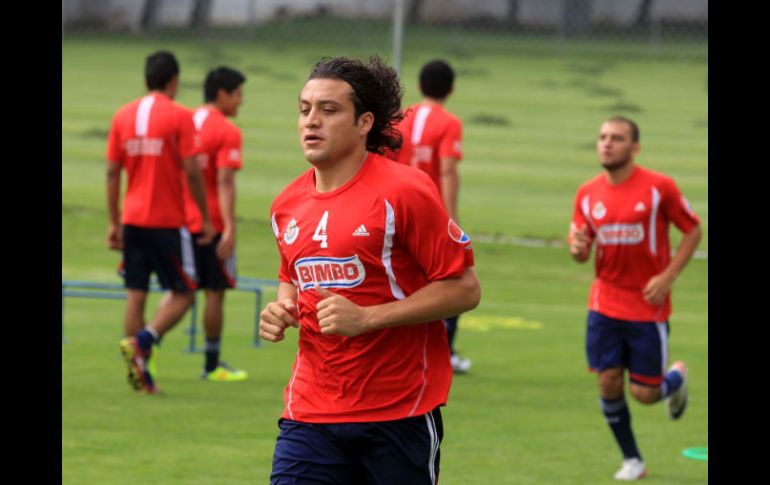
106, 160, 123, 250
182, 156, 215, 245
259, 282, 299, 343
568, 189, 594, 263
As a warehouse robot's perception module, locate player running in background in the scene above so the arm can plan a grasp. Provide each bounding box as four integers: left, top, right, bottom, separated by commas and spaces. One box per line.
568, 116, 702, 480
389, 59, 471, 374
260, 56, 480, 485
181, 66, 249, 382
106, 50, 214, 394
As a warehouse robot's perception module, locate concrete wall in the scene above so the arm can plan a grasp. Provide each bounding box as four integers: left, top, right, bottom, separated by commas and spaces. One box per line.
62, 0, 708, 30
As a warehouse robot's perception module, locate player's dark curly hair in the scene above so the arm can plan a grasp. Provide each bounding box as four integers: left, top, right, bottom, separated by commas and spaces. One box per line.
308, 56, 403, 155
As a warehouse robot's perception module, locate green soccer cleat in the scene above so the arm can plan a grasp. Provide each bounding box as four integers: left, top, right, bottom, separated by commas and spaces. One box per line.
201, 361, 249, 382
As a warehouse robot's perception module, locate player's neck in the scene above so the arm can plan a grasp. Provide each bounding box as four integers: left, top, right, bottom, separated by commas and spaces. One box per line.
421, 97, 445, 106
314, 148, 369, 193
604, 161, 636, 185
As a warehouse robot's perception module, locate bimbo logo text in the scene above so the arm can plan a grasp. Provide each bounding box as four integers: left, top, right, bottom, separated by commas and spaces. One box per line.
294, 255, 366, 291
597, 223, 644, 245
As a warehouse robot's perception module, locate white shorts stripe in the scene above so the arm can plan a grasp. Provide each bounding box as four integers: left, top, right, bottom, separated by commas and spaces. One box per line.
179, 228, 197, 282
656, 322, 668, 374
135, 95, 155, 137
424, 411, 439, 485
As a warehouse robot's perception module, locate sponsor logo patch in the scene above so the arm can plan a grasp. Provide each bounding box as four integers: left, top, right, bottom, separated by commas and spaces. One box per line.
592, 201, 607, 220
283, 218, 299, 245
448, 219, 470, 243
597, 223, 644, 245
294, 255, 366, 291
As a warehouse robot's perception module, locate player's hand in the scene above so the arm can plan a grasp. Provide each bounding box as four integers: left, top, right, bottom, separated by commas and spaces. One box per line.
197, 220, 216, 246
107, 224, 123, 251
259, 299, 299, 343
569, 224, 592, 261
643, 273, 674, 306
315, 286, 371, 337
216, 228, 235, 260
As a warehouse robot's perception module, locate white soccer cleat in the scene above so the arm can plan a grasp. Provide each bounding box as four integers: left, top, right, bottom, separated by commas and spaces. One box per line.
667, 360, 689, 420
614, 457, 647, 480
451, 354, 472, 374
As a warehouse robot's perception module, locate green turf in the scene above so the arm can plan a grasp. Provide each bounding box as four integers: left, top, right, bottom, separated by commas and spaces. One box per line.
62, 27, 707, 485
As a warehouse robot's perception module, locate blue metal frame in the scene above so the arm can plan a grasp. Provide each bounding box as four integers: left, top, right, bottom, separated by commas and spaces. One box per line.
61, 277, 278, 351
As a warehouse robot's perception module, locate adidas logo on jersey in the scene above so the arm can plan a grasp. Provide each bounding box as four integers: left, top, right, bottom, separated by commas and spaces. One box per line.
352, 225, 370, 237
634, 202, 646, 212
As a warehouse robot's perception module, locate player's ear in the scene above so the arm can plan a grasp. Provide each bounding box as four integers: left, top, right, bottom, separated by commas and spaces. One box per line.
357, 112, 374, 136
632, 141, 641, 157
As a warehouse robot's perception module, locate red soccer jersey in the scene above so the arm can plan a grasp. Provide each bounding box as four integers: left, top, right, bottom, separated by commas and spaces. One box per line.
270, 152, 475, 423
106, 93, 200, 228
182, 106, 243, 233
393, 103, 463, 194
570, 166, 700, 322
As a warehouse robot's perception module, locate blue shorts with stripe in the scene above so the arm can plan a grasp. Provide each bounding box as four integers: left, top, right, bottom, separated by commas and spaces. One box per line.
121, 225, 197, 292
270, 407, 443, 485
192, 232, 236, 290
585, 310, 669, 387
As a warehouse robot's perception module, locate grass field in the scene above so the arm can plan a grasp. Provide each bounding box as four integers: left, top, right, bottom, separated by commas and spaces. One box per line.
62, 27, 708, 485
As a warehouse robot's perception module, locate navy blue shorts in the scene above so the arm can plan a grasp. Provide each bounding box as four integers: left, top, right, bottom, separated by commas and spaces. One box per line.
192, 233, 236, 290
121, 225, 197, 292
270, 408, 443, 485
585, 310, 669, 387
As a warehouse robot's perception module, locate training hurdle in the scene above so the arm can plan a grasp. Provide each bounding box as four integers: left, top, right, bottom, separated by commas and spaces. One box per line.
61, 277, 279, 351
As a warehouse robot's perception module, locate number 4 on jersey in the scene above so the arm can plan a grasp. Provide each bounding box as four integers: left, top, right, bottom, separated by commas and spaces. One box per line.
312, 210, 329, 248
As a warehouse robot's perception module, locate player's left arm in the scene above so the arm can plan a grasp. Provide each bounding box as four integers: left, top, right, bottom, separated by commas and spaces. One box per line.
643, 180, 702, 305
439, 119, 463, 221
216, 167, 236, 259
315, 266, 480, 337
439, 156, 459, 221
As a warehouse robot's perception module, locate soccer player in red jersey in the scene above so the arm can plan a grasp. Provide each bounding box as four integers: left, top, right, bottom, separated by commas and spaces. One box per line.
390, 59, 471, 373
568, 116, 702, 480
181, 66, 248, 382
106, 51, 215, 394
260, 56, 481, 485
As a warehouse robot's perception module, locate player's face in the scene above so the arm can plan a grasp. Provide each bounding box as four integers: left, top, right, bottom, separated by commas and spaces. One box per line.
298, 78, 370, 167
220, 86, 243, 117
596, 121, 639, 171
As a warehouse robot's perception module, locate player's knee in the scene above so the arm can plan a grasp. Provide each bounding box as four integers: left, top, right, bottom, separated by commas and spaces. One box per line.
598, 370, 624, 398
629, 384, 660, 404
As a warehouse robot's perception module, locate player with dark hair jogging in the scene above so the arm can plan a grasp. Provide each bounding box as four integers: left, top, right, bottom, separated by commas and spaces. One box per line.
569, 116, 701, 480
261, 56, 480, 485
390, 59, 471, 374
107, 51, 215, 394
181, 66, 249, 382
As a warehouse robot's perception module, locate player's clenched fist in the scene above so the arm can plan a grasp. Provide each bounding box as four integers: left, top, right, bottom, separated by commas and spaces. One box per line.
315, 286, 372, 337
260, 299, 299, 343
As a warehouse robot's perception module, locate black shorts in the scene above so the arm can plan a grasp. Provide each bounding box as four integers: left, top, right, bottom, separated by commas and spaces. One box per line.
270, 407, 443, 485
121, 225, 197, 292
192, 232, 236, 290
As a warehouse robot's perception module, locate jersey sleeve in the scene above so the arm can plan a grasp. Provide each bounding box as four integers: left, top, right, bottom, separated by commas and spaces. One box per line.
394, 172, 474, 280
177, 109, 201, 160
216, 126, 243, 170
437, 118, 462, 161
106, 114, 123, 164
660, 177, 700, 233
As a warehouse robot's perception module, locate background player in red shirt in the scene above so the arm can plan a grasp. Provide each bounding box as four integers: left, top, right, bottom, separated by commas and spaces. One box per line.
260, 56, 480, 485
106, 51, 214, 394
181, 66, 248, 382
568, 116, 702, 480
390, 59, 471, 374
